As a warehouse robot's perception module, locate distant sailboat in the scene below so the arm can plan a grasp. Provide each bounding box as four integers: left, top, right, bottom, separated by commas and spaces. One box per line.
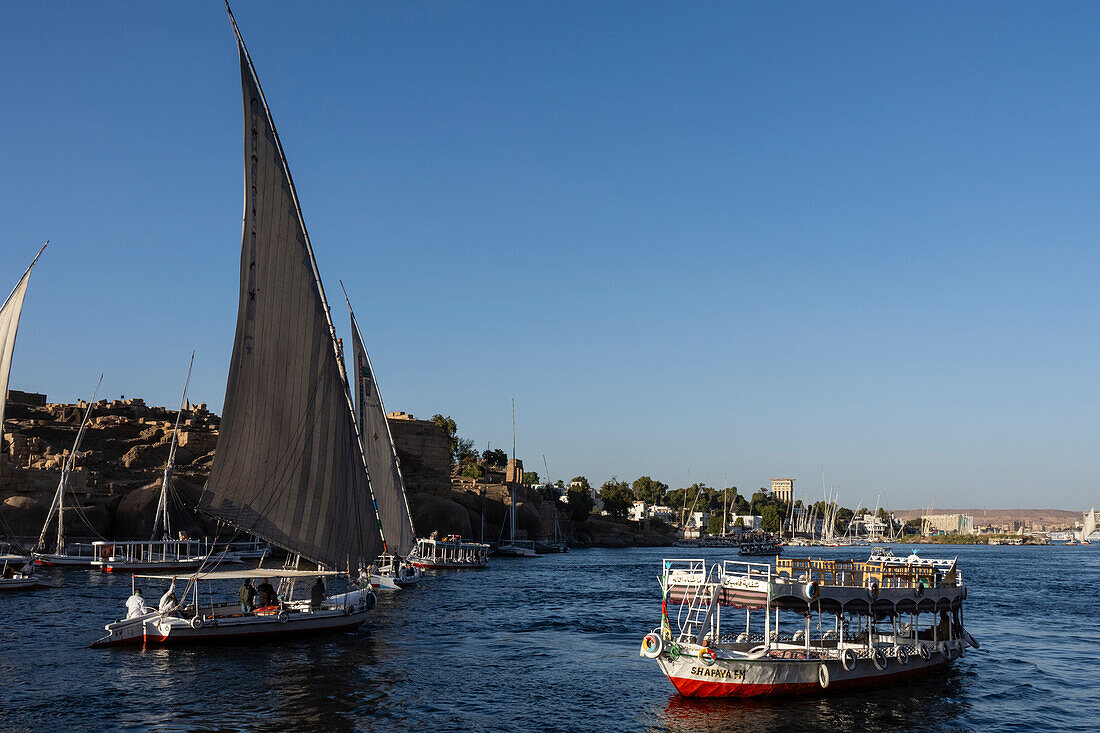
33, 375, 103, 567
341, 283, 421, 589
0, 244, 53, 590
91, 354, 235, 572
92, 4, 377, 646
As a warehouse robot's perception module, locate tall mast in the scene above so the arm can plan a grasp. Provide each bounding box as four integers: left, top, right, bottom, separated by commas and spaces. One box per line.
38, 374, 101, 553
223, 2, 388, 565
153, 353, 194, 541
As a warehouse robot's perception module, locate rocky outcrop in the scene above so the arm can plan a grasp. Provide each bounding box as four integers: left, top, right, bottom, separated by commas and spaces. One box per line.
112, 479, 211, 539
120, 443, 193, 470
0, 495, 46, 538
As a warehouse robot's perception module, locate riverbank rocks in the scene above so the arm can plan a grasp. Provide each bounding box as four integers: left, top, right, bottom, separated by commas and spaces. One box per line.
112, 480, 210, 538
0, 495, 46, 537
120, 443, 193, 470
408, 491, 474, 538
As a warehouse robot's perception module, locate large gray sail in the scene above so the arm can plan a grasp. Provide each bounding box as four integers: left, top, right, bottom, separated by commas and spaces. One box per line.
0, 244, 46, 446
197, 29, 384, 572
346, 296, 417, 557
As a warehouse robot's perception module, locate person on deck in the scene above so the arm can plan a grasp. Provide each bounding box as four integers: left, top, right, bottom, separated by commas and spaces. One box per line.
238, 578, 257, 613
125, 588, 148, 619
310, 577, 325, 610
256, 578, 278, 607
159, 582, 178, 614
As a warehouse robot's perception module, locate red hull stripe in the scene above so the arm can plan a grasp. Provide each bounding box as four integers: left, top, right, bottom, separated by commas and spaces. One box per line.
668, 661, 946, 698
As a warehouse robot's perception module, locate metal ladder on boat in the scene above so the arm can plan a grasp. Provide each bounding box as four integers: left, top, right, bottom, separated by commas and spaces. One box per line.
677, 563, 721, 645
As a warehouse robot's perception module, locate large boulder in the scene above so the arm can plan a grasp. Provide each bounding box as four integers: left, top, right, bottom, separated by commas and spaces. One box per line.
120, 443, 193, 470
0, 495, 46, 539
408, 491, 474, 538
111, 479, 210, 539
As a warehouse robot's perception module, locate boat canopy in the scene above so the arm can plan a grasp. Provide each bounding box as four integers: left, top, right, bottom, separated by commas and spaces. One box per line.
133, 568, 345, 582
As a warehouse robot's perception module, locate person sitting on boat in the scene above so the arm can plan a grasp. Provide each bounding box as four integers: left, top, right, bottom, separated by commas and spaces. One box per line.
310, 577, 325, 610
125, 588, 148, 619
159, 582, 179, 614
2, 565, 13, 579
238, 578, 256, 613
256, 578, 278, 607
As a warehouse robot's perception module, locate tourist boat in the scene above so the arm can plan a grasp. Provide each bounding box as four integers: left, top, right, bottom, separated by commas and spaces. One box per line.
340, 283, 421, 588
739, 539, 782, 556
411, 536, 490, 569
90, 568, 374, 647
94, 4, 388, 646
90, 539, 233, 573
640, 551, 974, 697
32, 375, 103, 567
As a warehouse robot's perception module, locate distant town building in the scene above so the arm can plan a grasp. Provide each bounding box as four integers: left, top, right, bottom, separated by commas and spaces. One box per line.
922, 513, 975, 536
729, 514, 763, 532
686, 511, 710, 530
649, 505, 675, 522
629, 500, 647, 522
771, 478, 794, 504
505, 458, 525, 484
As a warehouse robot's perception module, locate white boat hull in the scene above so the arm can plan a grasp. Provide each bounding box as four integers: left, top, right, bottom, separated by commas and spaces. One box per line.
91, 591, 374, 648
654, 642, 960, 697
33, 553, 95, 567
0, 577, 42, 590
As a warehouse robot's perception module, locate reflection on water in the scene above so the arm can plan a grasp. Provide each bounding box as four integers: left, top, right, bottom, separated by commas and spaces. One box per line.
655, 667, 970, 733
0, 545, 1096, 732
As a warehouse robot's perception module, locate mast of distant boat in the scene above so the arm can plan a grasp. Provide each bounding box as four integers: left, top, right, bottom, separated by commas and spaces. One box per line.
38, 374, 102, 554
152, 352, 194, 541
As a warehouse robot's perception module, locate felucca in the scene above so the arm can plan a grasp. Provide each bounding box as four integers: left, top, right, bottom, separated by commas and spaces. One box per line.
0, 244, 55, 590
32, 375, 104, 567
92, 5, 379, 646
341, 284, 421, 590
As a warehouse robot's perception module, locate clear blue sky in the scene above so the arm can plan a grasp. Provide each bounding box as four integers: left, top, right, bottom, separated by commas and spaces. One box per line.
4, 2, 1099, 510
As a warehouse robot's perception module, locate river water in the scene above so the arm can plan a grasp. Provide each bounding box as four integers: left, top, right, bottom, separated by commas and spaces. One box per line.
1, 545, 1096, 732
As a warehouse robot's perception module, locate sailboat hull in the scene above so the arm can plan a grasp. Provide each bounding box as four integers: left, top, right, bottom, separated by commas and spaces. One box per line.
91, 605, 368, 648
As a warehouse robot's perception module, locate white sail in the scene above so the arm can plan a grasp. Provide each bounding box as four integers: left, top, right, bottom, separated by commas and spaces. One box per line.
0, 244, 46, 445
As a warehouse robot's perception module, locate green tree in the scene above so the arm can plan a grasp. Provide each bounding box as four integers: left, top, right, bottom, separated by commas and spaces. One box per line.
430, 414, 459, 465
460, 462, 483, 479
600, 477, 634, 519
482, 448, 508, 467
760, 504, 782, 533
706, 514, 725, 535
522, 471, 539, 485
566, 485, 594, 522
570, 476, 591, 491
632, 476, 669, 505
734, 516, 745, 528
456, 437, 477, 464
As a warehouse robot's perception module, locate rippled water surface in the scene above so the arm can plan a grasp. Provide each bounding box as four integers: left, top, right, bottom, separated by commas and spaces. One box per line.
1, 545, 1097, 732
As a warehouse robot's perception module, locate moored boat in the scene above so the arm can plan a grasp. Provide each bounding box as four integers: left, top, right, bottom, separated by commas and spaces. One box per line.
641, 551, 974, 698
411, 536, 490, 569
94, 3, 387, 647
90, 569, 373, 648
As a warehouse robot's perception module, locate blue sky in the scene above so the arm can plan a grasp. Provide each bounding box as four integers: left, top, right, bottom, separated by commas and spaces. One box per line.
3, 2, 1099, 510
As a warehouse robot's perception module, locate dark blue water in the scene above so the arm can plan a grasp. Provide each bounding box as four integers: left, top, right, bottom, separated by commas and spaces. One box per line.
1, 545, 1096, 732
